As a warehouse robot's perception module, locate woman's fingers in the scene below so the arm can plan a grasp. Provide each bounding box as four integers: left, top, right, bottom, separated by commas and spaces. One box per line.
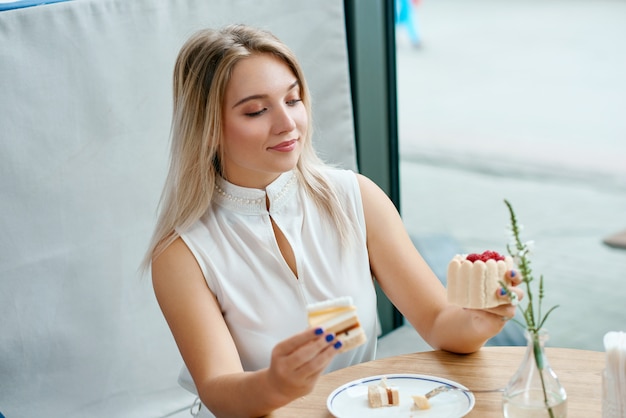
271, 327, 341, 373
496, 281, 524, 302
268, 328, 342, 399
273, 327, 324, 356
485, 285, 524, 320
495, 270, 524, 304
496, 286, 512, 300
505, 269, 522, 286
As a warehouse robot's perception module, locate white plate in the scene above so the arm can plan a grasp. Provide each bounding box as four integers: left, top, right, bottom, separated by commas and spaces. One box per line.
327, 373, 475, 418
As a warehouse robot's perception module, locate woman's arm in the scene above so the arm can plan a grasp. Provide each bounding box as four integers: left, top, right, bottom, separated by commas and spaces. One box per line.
356, 174, 521, 353
152, 237, 339, 417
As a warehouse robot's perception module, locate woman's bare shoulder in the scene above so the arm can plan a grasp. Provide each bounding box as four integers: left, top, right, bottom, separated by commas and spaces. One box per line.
151, 237, 205, 298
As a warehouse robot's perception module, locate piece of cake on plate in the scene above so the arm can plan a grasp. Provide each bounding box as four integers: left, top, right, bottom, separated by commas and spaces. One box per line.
306, 296, 366, 353
447, 250, 513, 309
411, 394, 431, 410
367, 377, 400, 408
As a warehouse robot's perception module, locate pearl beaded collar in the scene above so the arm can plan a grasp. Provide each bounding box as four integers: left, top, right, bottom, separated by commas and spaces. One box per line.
213, 171, 297, 215
214, 184, 265, 205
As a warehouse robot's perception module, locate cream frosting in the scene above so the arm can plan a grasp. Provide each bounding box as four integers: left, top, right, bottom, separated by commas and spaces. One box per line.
447, 254, 513, 309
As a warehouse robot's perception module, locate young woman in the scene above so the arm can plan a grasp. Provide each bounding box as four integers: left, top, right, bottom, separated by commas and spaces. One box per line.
145, 24, 522, 417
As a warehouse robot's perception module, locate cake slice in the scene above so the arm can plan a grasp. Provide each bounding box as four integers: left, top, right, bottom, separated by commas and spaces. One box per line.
368, 377, 400, 408
447, 250, 513, 309
307, 296, 366, 353
411, 394, 431, 410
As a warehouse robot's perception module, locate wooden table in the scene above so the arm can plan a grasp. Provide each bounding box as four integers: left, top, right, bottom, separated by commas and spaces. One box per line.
269, 347, 604, 417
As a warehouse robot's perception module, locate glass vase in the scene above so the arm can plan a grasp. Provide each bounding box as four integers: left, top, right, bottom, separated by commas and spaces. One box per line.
503, 329, 568, 418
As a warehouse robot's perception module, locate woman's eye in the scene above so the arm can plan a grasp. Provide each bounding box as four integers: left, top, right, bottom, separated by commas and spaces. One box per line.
287, 98, 302, 106
245, 108, 267, 117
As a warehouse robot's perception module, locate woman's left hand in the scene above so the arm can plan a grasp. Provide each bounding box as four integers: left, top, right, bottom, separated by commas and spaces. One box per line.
468, 270, 524, 332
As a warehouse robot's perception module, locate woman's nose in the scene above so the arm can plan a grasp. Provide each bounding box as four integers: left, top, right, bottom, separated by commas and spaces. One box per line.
272, 104, 297, 134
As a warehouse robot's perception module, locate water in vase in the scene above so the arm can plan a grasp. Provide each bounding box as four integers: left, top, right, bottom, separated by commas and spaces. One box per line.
503, 389, 567, 418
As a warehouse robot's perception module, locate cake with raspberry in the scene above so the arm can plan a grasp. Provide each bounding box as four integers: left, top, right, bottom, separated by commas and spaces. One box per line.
447, 250, 513, 309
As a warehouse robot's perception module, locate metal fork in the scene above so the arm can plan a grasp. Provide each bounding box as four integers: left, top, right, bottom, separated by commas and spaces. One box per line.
424, 385, 505, 399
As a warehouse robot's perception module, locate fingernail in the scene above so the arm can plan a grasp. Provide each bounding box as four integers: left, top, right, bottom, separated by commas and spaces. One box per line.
500, 287, 507, 296
325, 334, 335, 342
333, 341, 343, 350
510, 270, 516, 277
314, 327, 324, 335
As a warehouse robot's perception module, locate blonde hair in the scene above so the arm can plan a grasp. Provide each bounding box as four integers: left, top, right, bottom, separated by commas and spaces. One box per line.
143, 24, 355, 269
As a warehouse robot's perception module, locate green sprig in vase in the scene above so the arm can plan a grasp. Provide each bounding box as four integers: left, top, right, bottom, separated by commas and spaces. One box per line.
501, 200, 567, 418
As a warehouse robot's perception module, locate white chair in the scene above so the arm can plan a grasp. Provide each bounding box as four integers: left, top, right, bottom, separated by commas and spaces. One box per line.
0, 1, 357, 416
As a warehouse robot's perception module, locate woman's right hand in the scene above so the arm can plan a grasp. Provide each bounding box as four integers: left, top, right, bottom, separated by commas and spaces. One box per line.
267, 327, 341, 401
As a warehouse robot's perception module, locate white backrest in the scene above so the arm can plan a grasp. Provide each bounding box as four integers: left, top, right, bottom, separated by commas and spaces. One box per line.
0, 1, 355, 416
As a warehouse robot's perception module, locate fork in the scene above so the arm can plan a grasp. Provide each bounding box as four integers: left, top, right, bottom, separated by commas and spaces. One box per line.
424, 385, 505, 399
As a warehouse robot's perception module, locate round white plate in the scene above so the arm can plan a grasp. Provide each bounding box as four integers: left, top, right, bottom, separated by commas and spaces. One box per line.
327, 373, 475, 418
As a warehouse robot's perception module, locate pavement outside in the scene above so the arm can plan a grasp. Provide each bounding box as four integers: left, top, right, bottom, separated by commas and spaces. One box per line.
379, 0, 626, 357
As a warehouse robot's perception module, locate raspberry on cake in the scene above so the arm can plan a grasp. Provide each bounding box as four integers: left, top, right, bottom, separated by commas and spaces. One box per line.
447, 250, 513, 309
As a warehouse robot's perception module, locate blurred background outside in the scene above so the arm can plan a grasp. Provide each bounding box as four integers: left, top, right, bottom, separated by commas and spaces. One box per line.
394, 0, 626, 352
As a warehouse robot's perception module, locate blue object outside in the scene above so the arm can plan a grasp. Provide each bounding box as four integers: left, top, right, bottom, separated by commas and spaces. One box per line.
0, 0, 70, 12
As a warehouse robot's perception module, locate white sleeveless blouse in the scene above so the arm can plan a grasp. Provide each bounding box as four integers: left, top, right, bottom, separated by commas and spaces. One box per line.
177, 168, 378, 399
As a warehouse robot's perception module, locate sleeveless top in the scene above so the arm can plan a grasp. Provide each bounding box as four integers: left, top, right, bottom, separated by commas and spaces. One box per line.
177, 168, 378, 401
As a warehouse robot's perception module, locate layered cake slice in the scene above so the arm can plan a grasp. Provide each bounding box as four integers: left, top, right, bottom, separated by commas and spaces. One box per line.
307, 296, 366, 353
368, 377, 400, 408
447, 250, 513, 309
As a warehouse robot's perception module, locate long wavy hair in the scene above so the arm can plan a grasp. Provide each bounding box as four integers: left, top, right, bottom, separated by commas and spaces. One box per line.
143, 24, 356, 269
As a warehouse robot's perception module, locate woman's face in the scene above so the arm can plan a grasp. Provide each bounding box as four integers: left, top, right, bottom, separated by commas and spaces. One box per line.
221, 53, 308, 188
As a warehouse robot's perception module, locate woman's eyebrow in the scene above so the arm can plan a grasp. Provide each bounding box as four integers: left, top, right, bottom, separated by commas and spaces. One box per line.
232, 80, 299, 109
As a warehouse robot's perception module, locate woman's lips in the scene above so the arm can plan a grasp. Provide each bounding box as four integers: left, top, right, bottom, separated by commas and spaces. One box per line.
269, 139, 297, 152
